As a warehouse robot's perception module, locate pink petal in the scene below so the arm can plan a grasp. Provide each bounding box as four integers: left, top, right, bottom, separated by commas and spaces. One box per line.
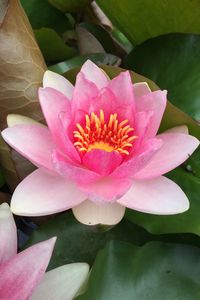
72, 72, 99, 113
130, 110, 153, 153
72, 199, 125, 225
111, 138, 162, 178
39, 87, 80, 162
52, 150, 101, 185
0, 203, 17, 264
1, 124, 54, 170
117, 176, 189, 214
134, 133, 200, 179
0, 237, 56, 300
43, 70, 74, 99
133, 82, 151, 98
82, 150, 122, 175
135, 90, 167, 138
92, 87, 118, 118
108, 71, 134, 106
11, 168, 86, 216
77, 176, 133, 202
80, 60, 108, 89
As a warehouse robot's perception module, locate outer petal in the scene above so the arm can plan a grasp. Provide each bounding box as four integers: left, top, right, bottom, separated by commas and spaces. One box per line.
0, 203, 17, 264
39, 87, 80, 162
72, 200, 125, 225
118, 176, 189, 214
7, 114, 40, 127
133, 82, 151, 98
164, 125, 189, 134
1, 124, 54, 170
30, 263, 89, 300
80, 60, 108, 89
11, 169, 86, 216
43, 70, 74, 99
83, 150, 122, 175
77, 176, 133, 202
134, 133, 200, 179
0, 237, 56, 300
135, 90, 167, 138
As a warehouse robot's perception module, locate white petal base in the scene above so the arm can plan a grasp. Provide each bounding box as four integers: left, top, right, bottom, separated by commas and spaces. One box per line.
72, 200, 125, 225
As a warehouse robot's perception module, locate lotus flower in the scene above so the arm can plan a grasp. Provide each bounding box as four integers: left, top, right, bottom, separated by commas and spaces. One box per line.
2, 61, 199, 225
0, 203, 89, 300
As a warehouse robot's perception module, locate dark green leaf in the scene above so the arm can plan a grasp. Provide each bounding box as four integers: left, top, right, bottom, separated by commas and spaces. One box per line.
25, 212, 149, 270
97, 0, 200, 44
34, 28, 77, 63
48, 0, 92, 13
49, 53, 121, 74
20, 0, 71, 33
77, 241, 200, 300
126, 33, 200, 120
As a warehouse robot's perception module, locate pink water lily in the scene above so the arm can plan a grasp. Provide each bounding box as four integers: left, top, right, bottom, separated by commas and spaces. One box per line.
2, 60, 199, 225
0, 203, 89, 300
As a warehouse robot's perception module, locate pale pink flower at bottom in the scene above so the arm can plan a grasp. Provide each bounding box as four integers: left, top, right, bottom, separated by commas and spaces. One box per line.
0, 203, 89, 300
2, 60, 199, 225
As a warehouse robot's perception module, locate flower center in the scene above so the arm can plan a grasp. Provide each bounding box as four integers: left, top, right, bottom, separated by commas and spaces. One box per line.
73, 109, 137, 155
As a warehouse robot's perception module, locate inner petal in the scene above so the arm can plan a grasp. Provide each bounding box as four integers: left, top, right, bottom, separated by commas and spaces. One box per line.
73, 109, 137, 156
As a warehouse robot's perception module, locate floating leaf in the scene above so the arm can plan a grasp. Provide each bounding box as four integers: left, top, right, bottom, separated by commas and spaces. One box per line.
35, 27, 77, 63
48, 0, 92, 13
97, 0, 200, 44
20, 0, 71, 33
126, 33, 200, 120
77, 241, 200, 300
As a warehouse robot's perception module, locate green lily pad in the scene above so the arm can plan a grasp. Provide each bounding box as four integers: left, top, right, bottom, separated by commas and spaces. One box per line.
48, 0, 92, 13
20, 0, 71, 33
97, 0, 200, 45
34, 28, 77, 63
77, 241, 200, 300
126, 33, 200, 120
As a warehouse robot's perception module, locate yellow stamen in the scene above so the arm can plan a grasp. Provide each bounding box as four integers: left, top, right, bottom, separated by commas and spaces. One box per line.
73, 109, 137, 155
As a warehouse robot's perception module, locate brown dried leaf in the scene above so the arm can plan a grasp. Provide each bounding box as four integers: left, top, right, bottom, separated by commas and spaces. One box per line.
0, 0, 47, 189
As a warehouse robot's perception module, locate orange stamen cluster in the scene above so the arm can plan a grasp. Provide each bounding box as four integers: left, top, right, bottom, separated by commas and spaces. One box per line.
73, 109, 137, 155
